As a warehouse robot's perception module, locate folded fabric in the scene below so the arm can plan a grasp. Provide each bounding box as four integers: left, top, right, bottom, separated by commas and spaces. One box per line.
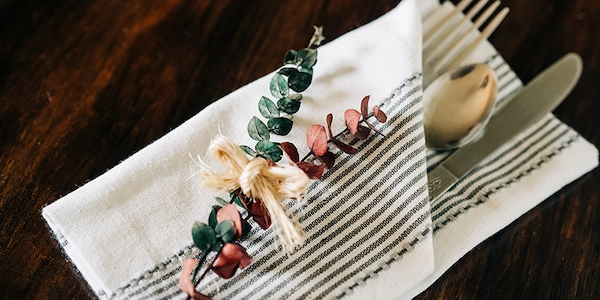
392, 2, 599, 299
42, 0, 599, 299
43, 0, 435, 298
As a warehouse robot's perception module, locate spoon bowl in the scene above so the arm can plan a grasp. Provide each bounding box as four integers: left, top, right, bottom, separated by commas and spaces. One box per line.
423, 63, 498, 150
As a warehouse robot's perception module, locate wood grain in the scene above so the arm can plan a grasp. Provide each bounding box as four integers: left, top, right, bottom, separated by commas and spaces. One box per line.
1, 0, 598, 299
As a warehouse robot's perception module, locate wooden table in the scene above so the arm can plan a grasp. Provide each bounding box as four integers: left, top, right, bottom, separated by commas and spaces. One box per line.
1, 0, 598, 298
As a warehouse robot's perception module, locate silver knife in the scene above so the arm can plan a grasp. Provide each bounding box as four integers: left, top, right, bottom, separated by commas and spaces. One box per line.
427, 53, 583, 201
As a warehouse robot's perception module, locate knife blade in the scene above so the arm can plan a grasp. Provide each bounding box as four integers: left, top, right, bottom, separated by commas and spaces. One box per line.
427, 53, 583, 202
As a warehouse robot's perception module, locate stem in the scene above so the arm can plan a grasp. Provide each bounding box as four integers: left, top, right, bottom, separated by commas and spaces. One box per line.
190, 251, 210, 286
185, 248, 223, 300
194, 248, 223, 288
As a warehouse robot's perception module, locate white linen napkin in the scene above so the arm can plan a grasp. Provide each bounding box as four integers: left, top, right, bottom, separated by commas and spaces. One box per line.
44, 0, 434, 299
42, 0, 598, 299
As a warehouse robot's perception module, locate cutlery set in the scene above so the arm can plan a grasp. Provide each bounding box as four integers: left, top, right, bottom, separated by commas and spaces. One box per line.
423, 0, 583, 201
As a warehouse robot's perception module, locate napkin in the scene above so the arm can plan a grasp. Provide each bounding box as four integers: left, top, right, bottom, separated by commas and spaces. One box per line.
42, 1, 598, 300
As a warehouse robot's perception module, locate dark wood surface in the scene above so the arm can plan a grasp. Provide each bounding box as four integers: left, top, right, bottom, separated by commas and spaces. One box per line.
1, 0, 598, 299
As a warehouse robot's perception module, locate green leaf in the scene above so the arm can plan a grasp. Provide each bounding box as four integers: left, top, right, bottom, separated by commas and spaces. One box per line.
231, 192, 245, 209
288, 71, 312, 92
284, 50, 297, 65
241, 221, 252, 238
215, 220, 236, 243
277, 97, 301, 114
240, 145, 256, 156
267, 117, 293, 135
258, 96, 280, 118
208, 205, 222, 228
298, 67, 314, 75
192, 222, 217, 251
296, 49, 318, 69
270, 73, 289, 98
255, 140, 283, 162
247, 116, 270, 141
278, 67, 298, 77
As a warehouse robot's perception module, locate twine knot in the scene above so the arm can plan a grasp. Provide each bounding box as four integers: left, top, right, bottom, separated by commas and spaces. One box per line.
199, 135, 309, 250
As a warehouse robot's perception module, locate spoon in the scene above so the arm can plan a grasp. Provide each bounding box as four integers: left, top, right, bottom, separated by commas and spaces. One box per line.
423, 63, 498, 150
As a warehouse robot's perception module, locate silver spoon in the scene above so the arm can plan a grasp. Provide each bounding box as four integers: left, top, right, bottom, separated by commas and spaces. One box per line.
423, 63, 498, 150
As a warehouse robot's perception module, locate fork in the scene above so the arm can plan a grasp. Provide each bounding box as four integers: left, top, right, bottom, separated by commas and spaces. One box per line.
422, 0, 510, 86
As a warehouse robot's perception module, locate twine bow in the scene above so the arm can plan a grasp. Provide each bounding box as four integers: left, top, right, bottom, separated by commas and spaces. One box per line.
199, 135, 309, 250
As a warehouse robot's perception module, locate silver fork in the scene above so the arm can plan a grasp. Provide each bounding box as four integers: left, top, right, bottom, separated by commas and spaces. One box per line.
422, 0, 510, 86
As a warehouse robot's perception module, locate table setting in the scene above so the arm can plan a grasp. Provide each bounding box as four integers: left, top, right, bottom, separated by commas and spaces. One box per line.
1, 0, 599, 299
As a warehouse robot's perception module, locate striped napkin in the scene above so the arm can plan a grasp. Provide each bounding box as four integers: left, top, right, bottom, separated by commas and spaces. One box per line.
42, 0, 598, 299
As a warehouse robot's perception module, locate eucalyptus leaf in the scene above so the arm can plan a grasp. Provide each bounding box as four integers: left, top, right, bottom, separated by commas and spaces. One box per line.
277, 97, 301, 114
247, 116, 270, 141
267, 117, 293, 135
231, 192, 245, 209
240, 145, 256, 156
255, 140, 283, 162
296, 49, 318, 69
298, 67, 313, 75
258, 96, 280, 118
242, 221, 252, 238
278, 67, 298, 77
288, 71, 312, 92
208, 205, 221, 228
192, 222, 217, 251
284, 50, 297, 65
306, 125, 328, 157
270, 73, 289, 98
215, 220, 236, 243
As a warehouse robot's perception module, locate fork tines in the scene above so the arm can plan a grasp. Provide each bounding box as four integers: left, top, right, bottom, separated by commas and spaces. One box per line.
423, 0, 509, 85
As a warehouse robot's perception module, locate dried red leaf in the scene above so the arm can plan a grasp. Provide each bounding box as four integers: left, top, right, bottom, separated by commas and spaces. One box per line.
317, 151, 336, 169
360, 95, 370, 120
212, 243, 252, 279
354, 124, 371, 139
373, 105, 388, 123
307, 125, 328, 157
280, 142, 300, 163
179, 258, 212, 300
331, 138, 357, 154
216, 204, 243, 240
296, 161, 325, 179
344, 109, 361, 135
248, 200, 272, 229
325, 113, 334, 138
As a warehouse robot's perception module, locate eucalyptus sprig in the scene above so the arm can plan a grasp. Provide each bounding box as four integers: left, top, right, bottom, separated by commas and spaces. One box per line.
181, 27, 390, 300
241, 26, 325, 162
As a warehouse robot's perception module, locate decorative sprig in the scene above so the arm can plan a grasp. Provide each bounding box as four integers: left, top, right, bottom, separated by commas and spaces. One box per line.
241, 26, 324, 163
180, 191, 270, 300
298, 95, 388, 170
180, 27, 390, 300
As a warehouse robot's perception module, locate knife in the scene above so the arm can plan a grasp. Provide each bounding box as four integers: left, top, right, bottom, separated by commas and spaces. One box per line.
427, 53, 583, 202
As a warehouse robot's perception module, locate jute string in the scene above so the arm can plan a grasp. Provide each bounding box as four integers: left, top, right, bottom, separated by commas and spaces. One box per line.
199, 135, 309, 250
